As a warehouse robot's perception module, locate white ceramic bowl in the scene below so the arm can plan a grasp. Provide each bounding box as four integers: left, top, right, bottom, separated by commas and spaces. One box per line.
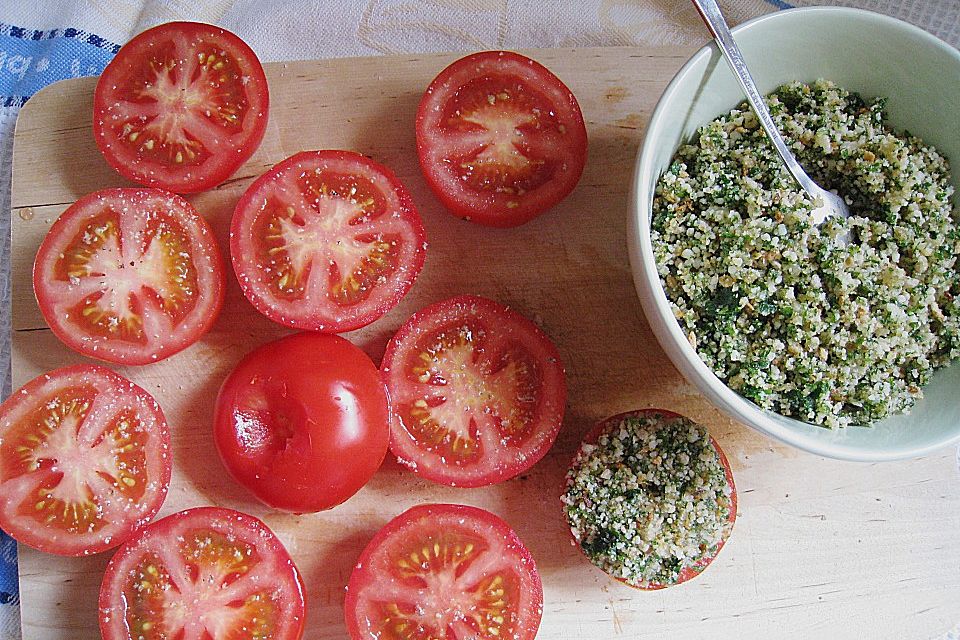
629, 7, 960, 461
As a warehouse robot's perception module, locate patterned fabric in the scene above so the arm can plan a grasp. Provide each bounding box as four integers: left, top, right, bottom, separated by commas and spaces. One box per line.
791, 0, 959, 49
939, 621, 960, 640
0, 2, 955, 639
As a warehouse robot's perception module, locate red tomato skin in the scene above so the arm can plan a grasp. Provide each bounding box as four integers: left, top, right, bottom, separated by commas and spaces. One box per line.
571, 409, 738, 590
0, 365, 171, 556
32, 188, 225, 365
93, 21, 269, 193
98, 506, 306, 640
381, 295, 567, 488
344, 503, 543, 640
230, 150, 427, 333
416, 50, 588, 228
214, 332, 390, 512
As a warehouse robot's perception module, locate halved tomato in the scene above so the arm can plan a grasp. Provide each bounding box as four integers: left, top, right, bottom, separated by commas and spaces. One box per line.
381, 295, 566, 487
99, 506, 305, 640
33, 188, 224, 365
416, 50, 588, 227
345, 503, 542, 640
94, 21, 269, 193
231, 150, 427, 332
0, 365, 170, 556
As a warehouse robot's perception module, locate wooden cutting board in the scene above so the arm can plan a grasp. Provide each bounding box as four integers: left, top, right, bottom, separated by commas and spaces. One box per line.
10, 47, 960, 640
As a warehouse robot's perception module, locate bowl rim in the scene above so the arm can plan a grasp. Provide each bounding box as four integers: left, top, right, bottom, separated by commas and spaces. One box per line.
628, 6, 960, 461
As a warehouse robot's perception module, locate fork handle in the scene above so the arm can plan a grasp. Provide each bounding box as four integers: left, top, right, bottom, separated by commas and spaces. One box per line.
691, 0, 821, 196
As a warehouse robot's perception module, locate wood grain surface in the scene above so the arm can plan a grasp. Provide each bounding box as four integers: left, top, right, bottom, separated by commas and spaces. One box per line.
10, 47, 960, 639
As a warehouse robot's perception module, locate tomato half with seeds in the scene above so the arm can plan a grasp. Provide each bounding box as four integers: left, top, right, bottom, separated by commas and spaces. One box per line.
381, 295, 566, 487
33, 188, 224, 365
214, 332, 390, 512
231, 150, 427, 332
94, 21, 269, 193
416, 50, 588, 227
0, 365, 170, 556
345, 503, 542, 640
99, 506, 305, 640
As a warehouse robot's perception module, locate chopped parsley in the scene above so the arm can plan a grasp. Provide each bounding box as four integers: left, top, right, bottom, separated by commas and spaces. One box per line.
652, 80, 960, 427
561, 412, 734, 588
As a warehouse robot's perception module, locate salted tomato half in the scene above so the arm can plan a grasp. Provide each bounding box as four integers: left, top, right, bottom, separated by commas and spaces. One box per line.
0, 365, 170, 556
345, 503, 542, 640
231, 150, 427, 332
33, 188, 224, 365
93, 21, 269, 193
416, 50, 588, 227
99, 506, 305, 640
381, 295, 566, 487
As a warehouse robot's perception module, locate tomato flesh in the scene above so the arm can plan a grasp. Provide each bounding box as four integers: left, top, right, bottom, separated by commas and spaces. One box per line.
99, 507, 305, 640
214, 332, 390, 512
345, 504, 542, 640
0, 365, 170, 556
94, 21, 269, 193
231, 150, 427, 332
401, 325, 539, 460
438, 76, 559, 195
33, 188, 224, 365
417, 51, 588, 227
382, 295, 566, 487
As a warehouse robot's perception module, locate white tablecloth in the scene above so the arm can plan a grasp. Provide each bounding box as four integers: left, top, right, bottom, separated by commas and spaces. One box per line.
0, 1, 956, 638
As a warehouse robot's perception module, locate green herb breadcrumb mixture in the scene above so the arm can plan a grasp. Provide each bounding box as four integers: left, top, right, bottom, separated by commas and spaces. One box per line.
652, 80, 960, 428
561, 412, 734, 588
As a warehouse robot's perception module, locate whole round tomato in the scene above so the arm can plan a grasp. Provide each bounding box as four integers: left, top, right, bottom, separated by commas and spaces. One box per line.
99, 506, 305, 640
345, 503, 543, 640
416, 50, 588, 227
94, 21, 269, 193
0, 365, 170, 556
213, 332, 390, 512
230, 150, 427, 332
33, 188, 224, 365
